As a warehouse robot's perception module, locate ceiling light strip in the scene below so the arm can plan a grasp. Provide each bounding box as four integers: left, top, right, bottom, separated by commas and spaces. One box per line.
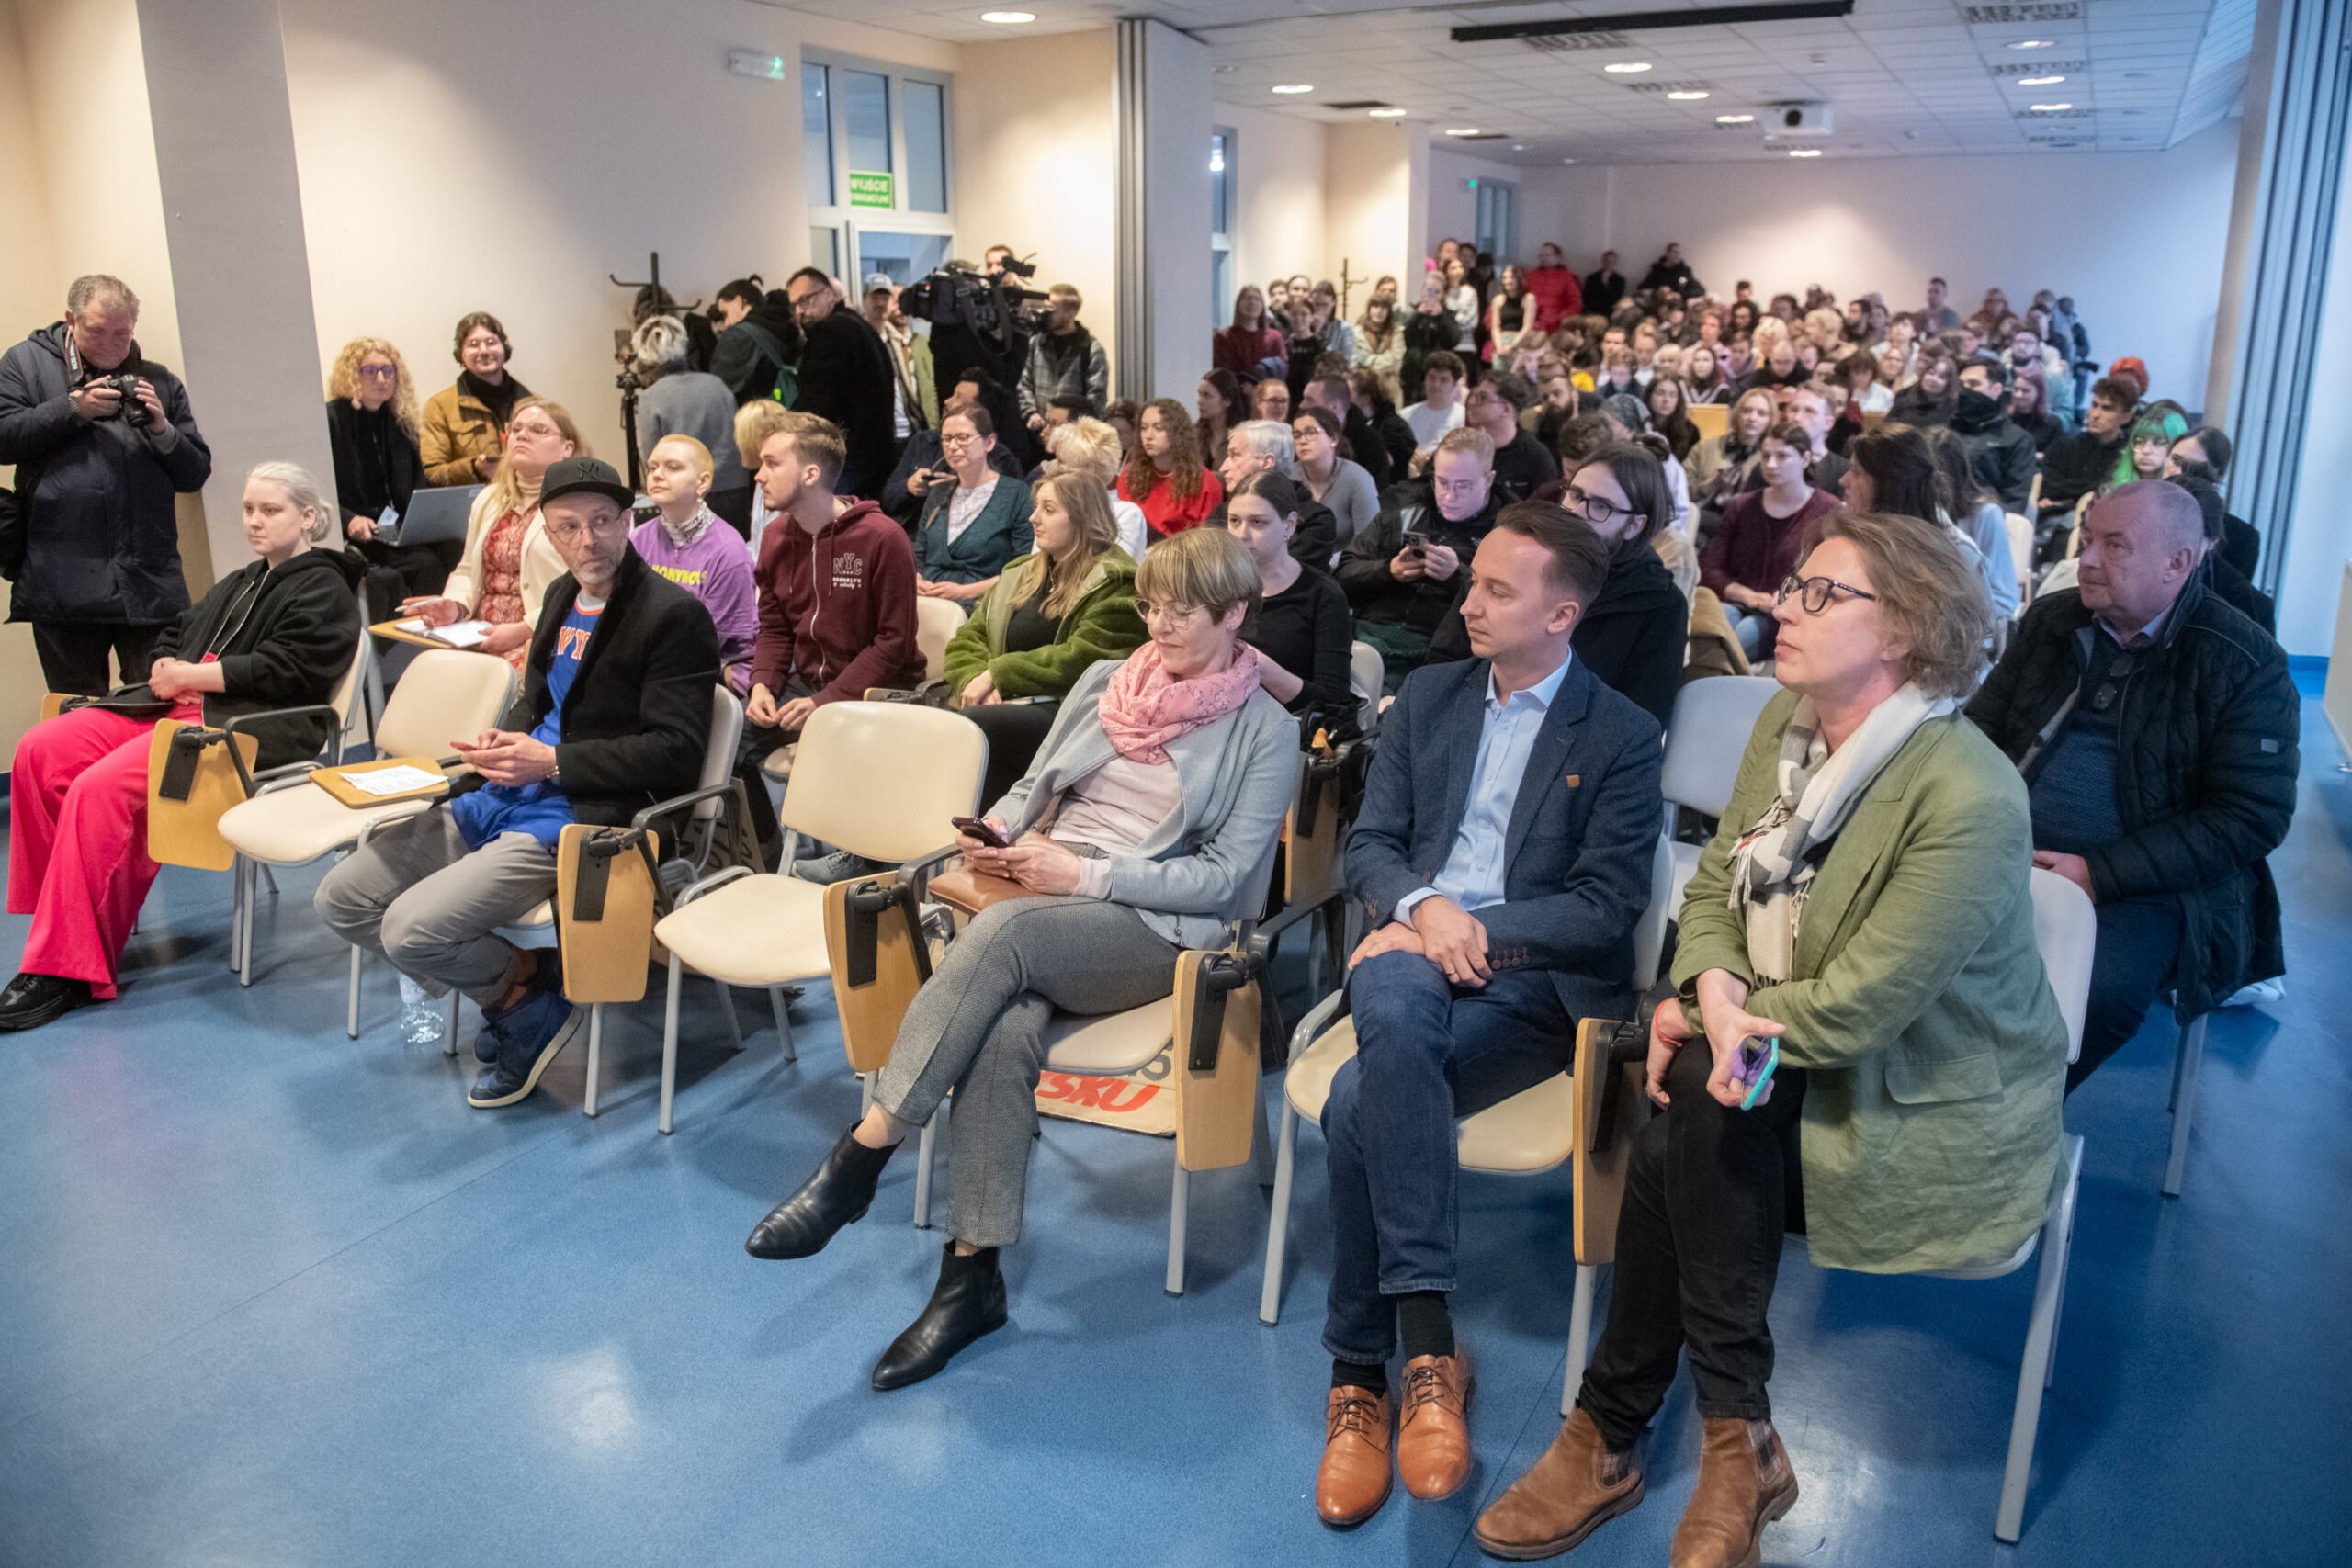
1453, 0, 1853, 47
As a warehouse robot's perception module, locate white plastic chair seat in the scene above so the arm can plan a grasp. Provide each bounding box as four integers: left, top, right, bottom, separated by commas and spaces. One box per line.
1283, 1018, 1575, 1175
759, 742, 797, 782
1041, 998, 1170, 1077
512, 900, 552, 929
1668, 840, 1702, 925
219, 786, 435, 865
653, 873, 831, 987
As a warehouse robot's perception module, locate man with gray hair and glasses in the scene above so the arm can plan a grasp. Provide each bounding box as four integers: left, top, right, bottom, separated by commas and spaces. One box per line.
0, 275, 212, 694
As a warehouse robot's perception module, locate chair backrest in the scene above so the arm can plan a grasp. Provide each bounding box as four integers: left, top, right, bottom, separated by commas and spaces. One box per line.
1660, 674, 1779, 817
2029, 867, 2096, 1066
915, 596, 965, 685
695, 685, 747, 820
2003, 512, 2033, 600
1687, 401, 1727, 442
1349, 640, 1383, 733
781, 701, 989, 861
375, 650, 518, 761
1633, 832, 1674, 991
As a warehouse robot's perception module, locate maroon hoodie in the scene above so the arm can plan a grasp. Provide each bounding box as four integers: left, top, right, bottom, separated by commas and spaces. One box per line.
750, 498, 922, 705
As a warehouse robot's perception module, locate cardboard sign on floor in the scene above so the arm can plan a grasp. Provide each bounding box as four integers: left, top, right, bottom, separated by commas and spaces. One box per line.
1036, 1044, 1175, 1137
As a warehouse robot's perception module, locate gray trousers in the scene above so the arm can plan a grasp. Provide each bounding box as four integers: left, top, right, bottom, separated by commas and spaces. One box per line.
313, 807, 560, 1006
876, 897, 1181, 1247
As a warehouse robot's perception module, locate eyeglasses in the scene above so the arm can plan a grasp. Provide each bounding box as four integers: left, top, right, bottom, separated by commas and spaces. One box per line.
1133, 600, 1208, 625
356, 365, 398, 381
1775, 573, 1880, 614
1563, 485, 1634, 527
940, 432, 983, 447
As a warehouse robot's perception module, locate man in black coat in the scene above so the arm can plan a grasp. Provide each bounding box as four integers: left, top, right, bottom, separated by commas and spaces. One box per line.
317, 457, 720, 1111
1951, 359, 2037, 513
784, 267, 899, 502
1637, 243, 1702, 299
1581, 251, 1627, 320
1338, 428, 1505, 687
1464, 372, 1560, 504
1966, 481, 2298, 1091
2037, 374, 2136, 536
0, 275, 211, 694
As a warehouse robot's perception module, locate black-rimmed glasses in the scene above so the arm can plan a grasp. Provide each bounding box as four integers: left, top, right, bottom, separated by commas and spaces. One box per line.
1775, 573, 1880, 614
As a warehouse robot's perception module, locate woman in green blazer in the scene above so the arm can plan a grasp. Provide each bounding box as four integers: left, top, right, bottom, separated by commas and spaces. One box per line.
1478, 511, 2068, 1568
944, 470, 1147, 801
914, 405, 1034, 604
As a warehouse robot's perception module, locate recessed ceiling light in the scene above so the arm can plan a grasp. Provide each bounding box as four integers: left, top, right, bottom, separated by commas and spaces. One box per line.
2007, 39, 2055, 50
1561, 158, 1577, 164
1667, 90, 1711, 101
1444, 127, 1481, 136
2018, 74, 2065, 85
1271, 84, 1313, 95
1369, 107, 1408, 118
1715, 113, 1755, 124
1603, 62, 1652, 74
1789, 148, 1822, 157
1513, 143, 1525, 150
2029, 102, 2073, 111
979, 9, 1035, 21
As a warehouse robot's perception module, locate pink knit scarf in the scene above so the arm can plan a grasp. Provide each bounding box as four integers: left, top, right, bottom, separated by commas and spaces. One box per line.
1097, 641, 1261, 764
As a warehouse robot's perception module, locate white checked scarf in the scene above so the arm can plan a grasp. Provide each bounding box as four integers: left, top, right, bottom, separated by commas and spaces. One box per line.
1728, 682, 1957, 984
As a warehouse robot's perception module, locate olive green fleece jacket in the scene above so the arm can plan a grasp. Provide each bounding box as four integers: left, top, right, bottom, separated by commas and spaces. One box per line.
941, 547, 1146, 700
1673, 694, 2068, 1274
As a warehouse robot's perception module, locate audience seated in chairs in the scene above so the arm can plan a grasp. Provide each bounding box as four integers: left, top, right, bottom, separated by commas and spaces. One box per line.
2041, 380, 2138, 530
1302, 373, 1396, 496
1, 462, 362, 1031
1844, 422, 2017, 621
943, 471, 1146, 803
325, 336, 451, 604
1477, 510, 2064, 1566
741, 526, 1295, 1392
1951, 360, 2036, 513
404, 397, 584, 667
1215, 285, 1285, 386
1702, 422, 1842, 661
1224, 471, 1353, 718
1965, 480, 2298, 1091
419, 310, 529, 488
2171, 476, 2275, 637
630, 435, 756, 693
1312, 505, 1663, 1529
1120, 397, 1224, 539
315, 457, 720, 1108
1339, 426, 1504, 688
880, 377, 1023, 529
914, 405, 1034, 606
1465, 372, 1561, 504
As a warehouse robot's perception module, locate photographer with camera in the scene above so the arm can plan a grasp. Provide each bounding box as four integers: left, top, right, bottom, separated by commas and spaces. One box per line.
0, 275, 212, 695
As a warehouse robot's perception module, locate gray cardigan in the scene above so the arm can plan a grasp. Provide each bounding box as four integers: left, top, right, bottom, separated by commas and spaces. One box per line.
991, 657, 1296, 948
1309, 457, 1381, 555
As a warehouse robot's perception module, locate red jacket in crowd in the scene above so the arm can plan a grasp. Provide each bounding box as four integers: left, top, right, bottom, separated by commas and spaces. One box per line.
749, 498, 923, 704
1525, 265, 1583, 333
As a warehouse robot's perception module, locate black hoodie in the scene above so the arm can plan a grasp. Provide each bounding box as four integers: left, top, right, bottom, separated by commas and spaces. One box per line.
151, 547, 363, 768
710, 291, 803, 406
1428, 542, 1687, 731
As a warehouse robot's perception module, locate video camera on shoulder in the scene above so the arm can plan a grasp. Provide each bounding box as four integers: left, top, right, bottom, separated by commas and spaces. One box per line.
903, 258, 1049, 355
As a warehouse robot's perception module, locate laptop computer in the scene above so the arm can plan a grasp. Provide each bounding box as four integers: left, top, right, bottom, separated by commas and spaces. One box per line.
388, 485, 482, 547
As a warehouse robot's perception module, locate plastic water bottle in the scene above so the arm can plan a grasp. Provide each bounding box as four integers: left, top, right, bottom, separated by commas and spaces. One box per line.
398, 973, 443, 1046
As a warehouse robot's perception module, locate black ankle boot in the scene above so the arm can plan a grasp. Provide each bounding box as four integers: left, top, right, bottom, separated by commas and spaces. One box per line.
744, 1125, 897, 1259
871, 1242, 1009, 1391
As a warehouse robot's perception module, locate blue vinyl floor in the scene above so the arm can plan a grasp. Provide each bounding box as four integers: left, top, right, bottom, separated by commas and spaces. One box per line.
0, 697, 2346, 1568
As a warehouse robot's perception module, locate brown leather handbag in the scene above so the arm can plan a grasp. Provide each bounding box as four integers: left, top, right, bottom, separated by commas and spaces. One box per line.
926, 864, 1040, 917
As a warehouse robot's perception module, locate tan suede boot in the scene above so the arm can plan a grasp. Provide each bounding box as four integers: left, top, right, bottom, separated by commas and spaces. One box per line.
1668, 1417, 1799, 1568
1473, 1407, 1645, 1561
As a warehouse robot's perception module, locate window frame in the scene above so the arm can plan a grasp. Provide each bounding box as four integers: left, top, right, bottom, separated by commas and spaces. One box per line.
802, 49, 956, 284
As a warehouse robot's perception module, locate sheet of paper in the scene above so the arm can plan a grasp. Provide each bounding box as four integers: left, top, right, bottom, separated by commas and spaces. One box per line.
433, 621, 492, 649
391, 617, 428, 635
343, 764, 442, 796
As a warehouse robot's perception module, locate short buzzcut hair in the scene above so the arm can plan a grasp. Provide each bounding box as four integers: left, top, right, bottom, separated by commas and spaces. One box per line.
1492, 501, 1611, 606
1227, 418, 1297, 477
67, 275, 138, 316
766, 411, 847, 487
1047, 282, 1081, 308
1434, 425, 1496, 470
1799, 509, 1994, 699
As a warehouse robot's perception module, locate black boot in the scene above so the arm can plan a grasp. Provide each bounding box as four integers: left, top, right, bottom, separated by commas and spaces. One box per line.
0, 974, 91, 1032
744, 1125, 897, 1259
872, 1242, 1009, 1391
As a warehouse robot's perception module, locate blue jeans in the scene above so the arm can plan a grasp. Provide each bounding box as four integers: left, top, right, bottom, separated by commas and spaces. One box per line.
1319, 950, 1615, 1362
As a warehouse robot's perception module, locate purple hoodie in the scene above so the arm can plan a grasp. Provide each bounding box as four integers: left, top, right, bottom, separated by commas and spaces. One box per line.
629, 508, 757, 692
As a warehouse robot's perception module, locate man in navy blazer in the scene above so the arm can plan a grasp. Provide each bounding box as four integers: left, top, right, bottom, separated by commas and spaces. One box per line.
1313, 502, 1665, 1529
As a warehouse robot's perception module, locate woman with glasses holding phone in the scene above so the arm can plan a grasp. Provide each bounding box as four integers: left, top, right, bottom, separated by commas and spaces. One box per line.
1477, 510, 2065, 1566
913, 405, 1033, 606
743, 525, 1293, 1392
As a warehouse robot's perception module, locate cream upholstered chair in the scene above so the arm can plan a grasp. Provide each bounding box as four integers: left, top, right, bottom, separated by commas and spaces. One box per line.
1348, 641, 1384, 734
216, 649, 516, 1025
1659, 675, 1780, 914
650, 701, 987, 1134
760, 597, 967, 786
1258, 835, 1676, 1325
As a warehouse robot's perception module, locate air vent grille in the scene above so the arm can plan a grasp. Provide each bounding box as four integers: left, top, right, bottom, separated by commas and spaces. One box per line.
1991, 59, 2084, 76
1519, 31, 1633, 54
1624, 81, 1714, 96
1962, 2, 2081, 21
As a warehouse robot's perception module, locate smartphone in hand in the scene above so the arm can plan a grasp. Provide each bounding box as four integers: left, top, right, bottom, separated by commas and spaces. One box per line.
952, 815, 1012, 850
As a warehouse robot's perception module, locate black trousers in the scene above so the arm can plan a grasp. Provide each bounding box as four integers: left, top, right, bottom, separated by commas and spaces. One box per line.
1577, 1040, 1809, 1452
30, 622, 169, 697
2070, 895, 2184, 1093
967, 699, 1059, 807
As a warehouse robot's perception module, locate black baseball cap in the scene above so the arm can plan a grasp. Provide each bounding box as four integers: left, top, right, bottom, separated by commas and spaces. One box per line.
540, 456, 634, 509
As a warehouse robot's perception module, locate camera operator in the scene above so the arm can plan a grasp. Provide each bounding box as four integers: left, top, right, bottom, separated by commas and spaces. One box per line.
784, 267, 898, 502
1016, 284, 1108, 437
0, 275, 212, 695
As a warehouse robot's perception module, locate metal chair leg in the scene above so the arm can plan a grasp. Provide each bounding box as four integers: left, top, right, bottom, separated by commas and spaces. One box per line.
1165, 1158, 1190, 1295
443, 988, 460, 1055
346, 942, 363, 1039
582, 1003, 605, 1117
227, 856, 244, 974
2165, 1015, 2206, 1197
1996, 1135, 2083, 1543
1251, 1081, 1276, 1189
768, 986, 797, 1061
1259, 1100, 1298, 1325
913, 1111, 940, 1228
1565, 1263, 1597, 1416
260, 863, 279, 897
861, 1072, 875, 1119
659, 953, 684, 1134
238, 863, 255, 987
715, 979, 744, 1053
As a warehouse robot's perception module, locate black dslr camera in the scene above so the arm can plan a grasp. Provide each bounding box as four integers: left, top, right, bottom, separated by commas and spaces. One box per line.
89, 370, 153, 429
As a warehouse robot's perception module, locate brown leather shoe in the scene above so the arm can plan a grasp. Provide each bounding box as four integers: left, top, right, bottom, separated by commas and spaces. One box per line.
1668, 1417, 1799, 1568
1474, 1406, 1645, 1561
1317, 1385, 1394, 1529
1396, 1344, 1476, 1501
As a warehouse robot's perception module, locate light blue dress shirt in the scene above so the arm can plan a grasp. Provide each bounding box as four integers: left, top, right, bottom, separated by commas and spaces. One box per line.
1396, 652, 1575, 921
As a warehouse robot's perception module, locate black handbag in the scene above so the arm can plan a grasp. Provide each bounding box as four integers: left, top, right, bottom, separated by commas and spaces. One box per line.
60, 683, 175, 721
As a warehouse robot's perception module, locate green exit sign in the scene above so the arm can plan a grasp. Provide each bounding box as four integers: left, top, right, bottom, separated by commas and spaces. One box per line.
848, 170, 894, 209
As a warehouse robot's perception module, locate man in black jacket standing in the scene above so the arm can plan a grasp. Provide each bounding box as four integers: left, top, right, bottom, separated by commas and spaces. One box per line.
1637, 243, 1702, 299
1951, 358, 2037, 513
1581, 252, 1626, 320
785, 267, 898, 502
317, 457, 720, 1110
0, 275, 211, 694
1967, 481, 2298, 1090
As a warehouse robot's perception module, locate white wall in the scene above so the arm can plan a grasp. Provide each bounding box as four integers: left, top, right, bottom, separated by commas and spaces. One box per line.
1222, 101, 1325, 319
1427, 146, 1576, 274
1325, 120, 1417, 308
281, 0, 958, 467
2272, 142, 2352, 658
1472, 122, 2240, 408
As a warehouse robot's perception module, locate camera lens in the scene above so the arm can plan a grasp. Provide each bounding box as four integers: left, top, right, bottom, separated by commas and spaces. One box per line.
1783, 108, 1803, 127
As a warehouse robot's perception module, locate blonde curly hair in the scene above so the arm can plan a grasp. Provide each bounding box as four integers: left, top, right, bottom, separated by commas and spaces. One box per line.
326, 337, 421, 443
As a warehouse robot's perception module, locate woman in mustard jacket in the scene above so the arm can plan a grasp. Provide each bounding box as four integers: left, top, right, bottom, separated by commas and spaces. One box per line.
943, 470, 1146, 801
